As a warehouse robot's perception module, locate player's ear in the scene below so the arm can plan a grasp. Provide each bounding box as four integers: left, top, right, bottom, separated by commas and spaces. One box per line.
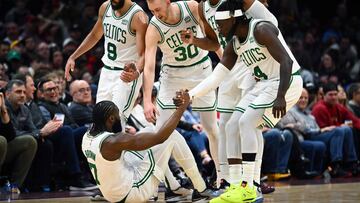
109, 115, 115, 122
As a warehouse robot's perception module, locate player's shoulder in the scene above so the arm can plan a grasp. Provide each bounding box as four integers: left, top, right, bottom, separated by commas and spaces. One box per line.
131, 5, 148, 23
98, 1, 110, 15
100, 1, 110, 10
254, 20, 276, 32
253, 20, 278, 39
183, 0, 199, 12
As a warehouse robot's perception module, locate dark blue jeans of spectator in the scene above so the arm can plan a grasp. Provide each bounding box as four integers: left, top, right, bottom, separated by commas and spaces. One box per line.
309, 126, 358, 163
300, 140, 326, 173
72, 126, 88, 161
49, 126, 84, 174
177, 128, 209, 167
25, 139, 53, 190
262, 129, 293, 174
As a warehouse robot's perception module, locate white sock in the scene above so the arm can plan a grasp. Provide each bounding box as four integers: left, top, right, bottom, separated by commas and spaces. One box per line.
228, 164, 242, 184
219, 162, 230, 180
242, 161, 255, 187
165, 167, 181, 190
254, 159, 262, 185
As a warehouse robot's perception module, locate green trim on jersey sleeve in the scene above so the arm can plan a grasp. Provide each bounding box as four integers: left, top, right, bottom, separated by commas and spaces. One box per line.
150, 21, 165, 44
102, 3, 111, 23
184, 1, 199, 25
239, 18, 255, 46
112, 3, 136, 20
128, 9, 143, 36
157, 3, 184, 27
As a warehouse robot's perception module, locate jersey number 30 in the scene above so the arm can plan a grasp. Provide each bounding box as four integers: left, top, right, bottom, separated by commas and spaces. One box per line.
174, 44, 199, 61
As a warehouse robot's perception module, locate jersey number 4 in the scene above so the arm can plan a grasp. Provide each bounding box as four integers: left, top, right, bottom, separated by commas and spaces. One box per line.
254, 66, 268, 80
174, 44, 199, 61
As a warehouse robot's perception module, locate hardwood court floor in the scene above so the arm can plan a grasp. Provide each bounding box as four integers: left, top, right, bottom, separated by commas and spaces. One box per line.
3, 182, 360, 203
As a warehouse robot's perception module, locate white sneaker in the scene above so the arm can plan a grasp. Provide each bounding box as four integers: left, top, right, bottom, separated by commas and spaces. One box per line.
254, 186, 264, 203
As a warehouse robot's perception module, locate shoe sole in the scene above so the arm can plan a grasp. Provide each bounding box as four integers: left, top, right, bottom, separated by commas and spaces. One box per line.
90, 195, 107, 201
166, 196, 192, 202
69, 185, 98, 191
254, 196, 264, 203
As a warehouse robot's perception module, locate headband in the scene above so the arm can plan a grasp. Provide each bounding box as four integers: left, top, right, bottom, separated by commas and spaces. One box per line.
215, 9, 243, 20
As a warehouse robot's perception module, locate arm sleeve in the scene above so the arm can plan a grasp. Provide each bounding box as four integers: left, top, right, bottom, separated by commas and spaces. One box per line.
342, 106, 360, 129
39, 106, 52, 122
245, 0, 278, 27
189, 63, 230, 99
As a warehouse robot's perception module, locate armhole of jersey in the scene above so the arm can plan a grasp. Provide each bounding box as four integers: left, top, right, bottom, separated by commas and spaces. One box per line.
201, 1, 207, 24
150, 20, 165, 44
99, 133, 113, 154
239, 18, 255, 46
232, 38, 238, 54
102, 3, 110, 23
252, 19, 269, 48
184, 1, 199, 25
128, 9, 142, 36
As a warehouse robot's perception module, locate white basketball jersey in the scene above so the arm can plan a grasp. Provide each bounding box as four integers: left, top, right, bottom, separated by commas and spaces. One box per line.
233, 19, 300, 81
150, 1, 208, 66
82, 131, 144, 202
101, 3, 144, 68
203, 0, 227, 48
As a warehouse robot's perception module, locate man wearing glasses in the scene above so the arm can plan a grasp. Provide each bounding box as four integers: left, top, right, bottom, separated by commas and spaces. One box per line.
36, 78, 97, 190
69, 80, 93, 127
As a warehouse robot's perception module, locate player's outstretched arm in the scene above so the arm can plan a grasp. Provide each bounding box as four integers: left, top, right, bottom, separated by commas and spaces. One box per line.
64, 1, 106, 81
254, 22, 292, 118
104, 90, 190, 154
143, 24, 161, 123
189, 39, 238, 99
180, 0, 220, 51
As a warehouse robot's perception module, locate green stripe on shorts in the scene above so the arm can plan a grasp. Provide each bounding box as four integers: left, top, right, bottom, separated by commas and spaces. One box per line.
235, 107, 246, 113
132, 149, 155, 188
262, 114, 275, 128
216, 107, 235, 113
123, 78, 138, 113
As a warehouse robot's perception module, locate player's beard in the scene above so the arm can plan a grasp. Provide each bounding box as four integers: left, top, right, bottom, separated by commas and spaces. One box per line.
112, 118, 123, 133
111, 0, 125, 10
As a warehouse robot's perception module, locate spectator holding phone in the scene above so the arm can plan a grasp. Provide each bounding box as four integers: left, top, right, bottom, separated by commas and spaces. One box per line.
12, 74, 96, 191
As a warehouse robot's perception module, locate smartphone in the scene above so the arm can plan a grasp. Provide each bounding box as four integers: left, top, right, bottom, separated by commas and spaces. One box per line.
54, 113, 65, 124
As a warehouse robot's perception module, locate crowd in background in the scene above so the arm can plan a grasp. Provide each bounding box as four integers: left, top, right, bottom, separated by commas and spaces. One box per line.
1, 0, 360, 194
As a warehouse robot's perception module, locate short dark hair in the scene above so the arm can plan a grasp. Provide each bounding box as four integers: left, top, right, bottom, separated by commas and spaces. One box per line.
322, 82, 338, 95
347, 83, 360, 100
5, 79, 25, 92
12, 73, 32, 84
36, 78, 52, 91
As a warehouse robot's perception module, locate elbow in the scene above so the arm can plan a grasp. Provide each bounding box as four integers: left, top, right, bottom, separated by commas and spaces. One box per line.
280, 58, 293, 73
209, 43, 220, 52
285, 58, 293, 70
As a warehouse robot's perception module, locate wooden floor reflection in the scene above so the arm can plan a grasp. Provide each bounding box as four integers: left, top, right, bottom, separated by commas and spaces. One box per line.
3, 182, 360, 202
